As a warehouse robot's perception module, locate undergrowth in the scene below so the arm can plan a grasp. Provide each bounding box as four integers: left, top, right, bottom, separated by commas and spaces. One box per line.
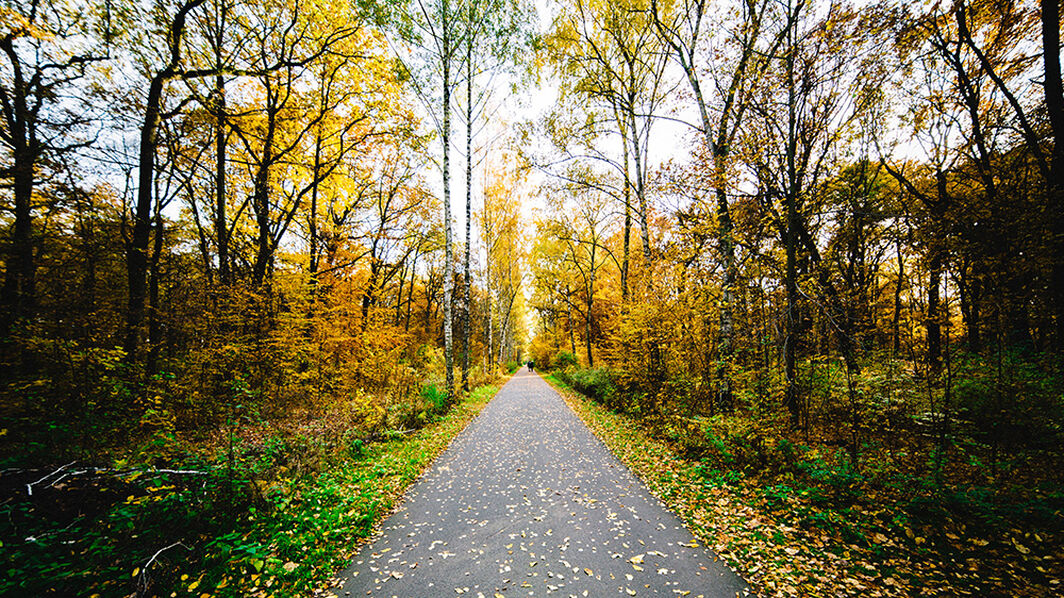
547, 371, 1064, 597
0, 384, 500, 597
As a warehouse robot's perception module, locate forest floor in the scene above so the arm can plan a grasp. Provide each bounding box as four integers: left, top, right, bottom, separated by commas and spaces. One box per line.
328, 367, 748, 597
546, 374, 1064, 597
1, 383, 502, 597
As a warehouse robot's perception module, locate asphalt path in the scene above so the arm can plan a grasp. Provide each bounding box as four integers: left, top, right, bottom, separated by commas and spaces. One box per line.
334, 368, 750, 598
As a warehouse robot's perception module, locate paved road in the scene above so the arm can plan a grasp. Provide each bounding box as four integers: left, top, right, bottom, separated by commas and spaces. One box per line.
334, 369, 749, 598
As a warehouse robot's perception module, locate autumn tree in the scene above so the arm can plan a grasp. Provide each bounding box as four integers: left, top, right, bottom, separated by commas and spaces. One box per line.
546, 0, 669, 298
479, 161, 525, 367
650, 0, 786, 410
455, 0, 533, 389
0, 0, 105, 330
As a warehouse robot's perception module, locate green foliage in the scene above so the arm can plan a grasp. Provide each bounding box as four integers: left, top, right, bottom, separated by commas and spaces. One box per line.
693, 461, 744, 488
420, 383, 450, 413
663, 415, 798, 473
952, 349, 1064, 447
553, 350, 578, 369
554, 366, 617, 405
0, 384, 500, 597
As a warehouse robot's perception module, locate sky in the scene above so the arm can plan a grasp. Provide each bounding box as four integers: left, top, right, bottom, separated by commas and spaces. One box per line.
479, 0, 701, 238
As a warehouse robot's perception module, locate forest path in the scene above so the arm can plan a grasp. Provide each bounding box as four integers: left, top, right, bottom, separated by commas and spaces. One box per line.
333, 368, 749, 598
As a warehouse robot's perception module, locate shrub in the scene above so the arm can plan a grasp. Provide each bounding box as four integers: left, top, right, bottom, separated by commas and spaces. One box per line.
553, 351, 578, 369
557, 366, 617, 405
950, 349, 1064, 451
663, 415, 797, 473
420, 384, 449, 414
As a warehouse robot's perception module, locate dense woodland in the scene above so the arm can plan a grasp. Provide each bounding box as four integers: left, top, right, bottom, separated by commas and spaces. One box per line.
2, 0, 1063, 595
526, 0, 1064, 593
0, 0, 532, 451
532, 0, 1064, 475
1, 0, 531, 594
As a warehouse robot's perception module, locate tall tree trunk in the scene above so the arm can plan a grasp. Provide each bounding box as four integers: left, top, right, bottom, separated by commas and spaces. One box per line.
714, 169, 735, 412
892, 235, 904, 356
362, 251, 378, 327
784, 199, 800, 426
566, 284, 576, 356
618, 109, 631, 302
3, 146, 35, 326
628, 107, 651, 272
487, 289, 494, 367
442, 0, 455, 397
0, 28, 37, 330
405, 250, 418, 331
213, 0, 229, 286
622, 185, 631, 302
927, 250, 943, 372
147, 212, 165, 376
782, 12, 801, 426
1042, 0, 1064, 346
0, 36, 36, 331
462, 32, 473, 391
126, 0, 208, 362
586, 244, 596, 367
127, 73, 167, 361
251, 98, 277, 287
308, 137, 322, 277
396, 260, 406, 325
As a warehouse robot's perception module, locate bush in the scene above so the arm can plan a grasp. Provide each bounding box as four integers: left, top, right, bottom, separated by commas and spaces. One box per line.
952, 349, 1064, 448
663, 415, 797, 473
557, 366, 617, 405
420, 384, 449, 414
553, 351, 578, 369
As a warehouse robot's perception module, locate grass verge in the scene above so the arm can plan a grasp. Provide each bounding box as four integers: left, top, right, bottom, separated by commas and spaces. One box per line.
1, 383, 501, 598
545, 373, 1061, 597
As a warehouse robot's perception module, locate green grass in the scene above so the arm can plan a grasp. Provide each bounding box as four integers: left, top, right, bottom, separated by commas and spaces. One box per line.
1, 384, 501, 598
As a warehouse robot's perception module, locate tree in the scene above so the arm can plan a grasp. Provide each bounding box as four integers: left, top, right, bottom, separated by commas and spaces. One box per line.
650, 0, 786, 411
538, 178, 617, 367
456, 0, 533, 389
1, 0, 104, 329
402, 0, 470, 396
742, 0, 881, 430
548, 0, 669, 295
126, 0, 218, 362
480, 161, 524, 368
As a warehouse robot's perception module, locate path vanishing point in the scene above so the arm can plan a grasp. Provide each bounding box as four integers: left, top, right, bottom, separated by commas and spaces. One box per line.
334, 368, 751, 598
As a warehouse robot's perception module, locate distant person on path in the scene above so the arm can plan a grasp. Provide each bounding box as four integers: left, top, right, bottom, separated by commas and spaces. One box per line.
528, 360, 534, 372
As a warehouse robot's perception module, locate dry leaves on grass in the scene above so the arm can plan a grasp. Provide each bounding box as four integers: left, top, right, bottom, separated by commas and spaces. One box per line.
554, 383, 1061, 597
